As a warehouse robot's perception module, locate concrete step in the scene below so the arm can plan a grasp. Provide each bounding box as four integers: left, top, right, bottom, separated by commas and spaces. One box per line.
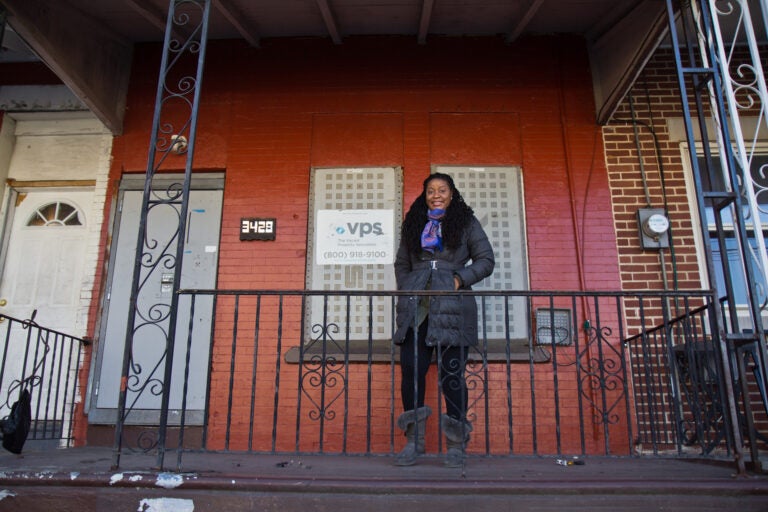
1, 448, 767, 511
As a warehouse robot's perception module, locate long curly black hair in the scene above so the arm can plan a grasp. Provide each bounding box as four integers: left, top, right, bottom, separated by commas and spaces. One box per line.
401, 172, 475, 255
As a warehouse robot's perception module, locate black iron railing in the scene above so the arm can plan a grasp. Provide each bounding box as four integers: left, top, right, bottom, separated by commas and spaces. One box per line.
0, 312, 90, 449
625, 301, 730, 456
109, 289, 768, 471
626, 297, 768, 460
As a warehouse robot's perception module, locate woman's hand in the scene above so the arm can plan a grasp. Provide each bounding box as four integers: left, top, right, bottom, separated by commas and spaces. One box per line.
454, 276, 461, 290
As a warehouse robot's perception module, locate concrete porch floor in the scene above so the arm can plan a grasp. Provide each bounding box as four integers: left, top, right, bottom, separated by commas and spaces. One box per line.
1, 446, 767, 512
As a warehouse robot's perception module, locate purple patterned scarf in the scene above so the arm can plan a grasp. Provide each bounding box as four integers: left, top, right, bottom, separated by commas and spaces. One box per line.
421, 209, 445, 253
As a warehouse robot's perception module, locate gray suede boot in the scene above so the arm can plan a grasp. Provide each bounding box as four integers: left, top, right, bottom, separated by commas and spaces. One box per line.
394, 406, 432, 466
441, 414, 472, 468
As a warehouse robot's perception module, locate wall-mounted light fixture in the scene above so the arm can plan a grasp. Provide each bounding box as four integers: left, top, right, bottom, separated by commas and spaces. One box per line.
170, 134, 188, 155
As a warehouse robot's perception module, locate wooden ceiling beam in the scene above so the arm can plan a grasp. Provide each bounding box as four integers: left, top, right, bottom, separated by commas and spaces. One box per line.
213, 0, 260, 47
124, 0, 167, 33
417, 0, 435, 45
315, 0, 342, 44
505, 0, 545, 44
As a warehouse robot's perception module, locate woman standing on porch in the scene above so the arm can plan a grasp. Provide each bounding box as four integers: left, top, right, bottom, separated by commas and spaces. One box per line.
393, 172, 495, 467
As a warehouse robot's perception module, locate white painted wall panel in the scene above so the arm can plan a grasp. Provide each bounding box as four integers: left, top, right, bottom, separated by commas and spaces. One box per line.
9, 116, 112, 181
1, 112, 112, 336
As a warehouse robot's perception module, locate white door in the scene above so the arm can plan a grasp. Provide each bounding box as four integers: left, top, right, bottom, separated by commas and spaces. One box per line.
0, 189, 92, 329
0, 188, 92, 420
90, 177, 223, 425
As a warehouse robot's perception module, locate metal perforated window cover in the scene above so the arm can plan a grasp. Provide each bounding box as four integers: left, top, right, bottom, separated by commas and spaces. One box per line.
435, 166, 529, 340
306, 168, 402, 341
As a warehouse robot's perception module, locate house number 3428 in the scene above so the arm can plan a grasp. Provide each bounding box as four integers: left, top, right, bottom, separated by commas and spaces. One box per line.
240, 218, 277, 241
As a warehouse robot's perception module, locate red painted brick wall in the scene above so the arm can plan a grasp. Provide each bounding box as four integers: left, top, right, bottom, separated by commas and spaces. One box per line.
95, 35, 624, 454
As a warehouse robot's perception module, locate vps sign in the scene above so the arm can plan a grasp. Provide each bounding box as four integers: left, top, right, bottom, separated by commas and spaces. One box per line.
316, 210, 395, 265
346, 222, 384, 237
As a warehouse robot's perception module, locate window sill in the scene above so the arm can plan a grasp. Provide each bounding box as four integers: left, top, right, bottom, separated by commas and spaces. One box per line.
284, 339, 552, 364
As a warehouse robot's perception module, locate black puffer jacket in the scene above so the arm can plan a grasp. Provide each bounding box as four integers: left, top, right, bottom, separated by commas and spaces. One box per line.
393, 216, 495, 347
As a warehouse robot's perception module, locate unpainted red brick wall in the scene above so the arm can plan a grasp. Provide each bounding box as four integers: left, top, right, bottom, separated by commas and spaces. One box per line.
93, 35, 626, 454
603, 49, 702, 300
603, 47, 768, 447
604, 47, 767, 301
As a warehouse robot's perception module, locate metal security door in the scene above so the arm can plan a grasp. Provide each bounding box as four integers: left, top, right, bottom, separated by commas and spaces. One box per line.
90, 182, 222, 424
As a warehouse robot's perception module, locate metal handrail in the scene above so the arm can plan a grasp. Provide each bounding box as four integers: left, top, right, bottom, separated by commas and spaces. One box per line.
0, 312, 90, 449
110, 287, 768, 471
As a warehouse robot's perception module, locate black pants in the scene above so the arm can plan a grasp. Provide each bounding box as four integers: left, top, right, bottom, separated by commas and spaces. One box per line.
400, 319, 468, 420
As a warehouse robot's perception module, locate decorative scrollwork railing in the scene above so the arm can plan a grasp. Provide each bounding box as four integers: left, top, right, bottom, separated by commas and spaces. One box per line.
112, 0, 212, 470
139, 288, 754, 473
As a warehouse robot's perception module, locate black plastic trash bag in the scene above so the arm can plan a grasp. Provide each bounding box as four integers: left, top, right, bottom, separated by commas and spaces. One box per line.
0, 389, 32, 454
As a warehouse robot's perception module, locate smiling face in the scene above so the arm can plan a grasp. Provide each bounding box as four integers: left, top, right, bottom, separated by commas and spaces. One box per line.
425, 177, 453, 211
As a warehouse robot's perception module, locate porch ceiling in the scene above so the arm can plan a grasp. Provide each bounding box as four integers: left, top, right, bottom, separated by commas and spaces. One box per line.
0, 0, 684, 133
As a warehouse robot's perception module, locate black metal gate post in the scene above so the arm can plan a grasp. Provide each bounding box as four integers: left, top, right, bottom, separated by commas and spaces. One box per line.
112, 0, 211, 470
